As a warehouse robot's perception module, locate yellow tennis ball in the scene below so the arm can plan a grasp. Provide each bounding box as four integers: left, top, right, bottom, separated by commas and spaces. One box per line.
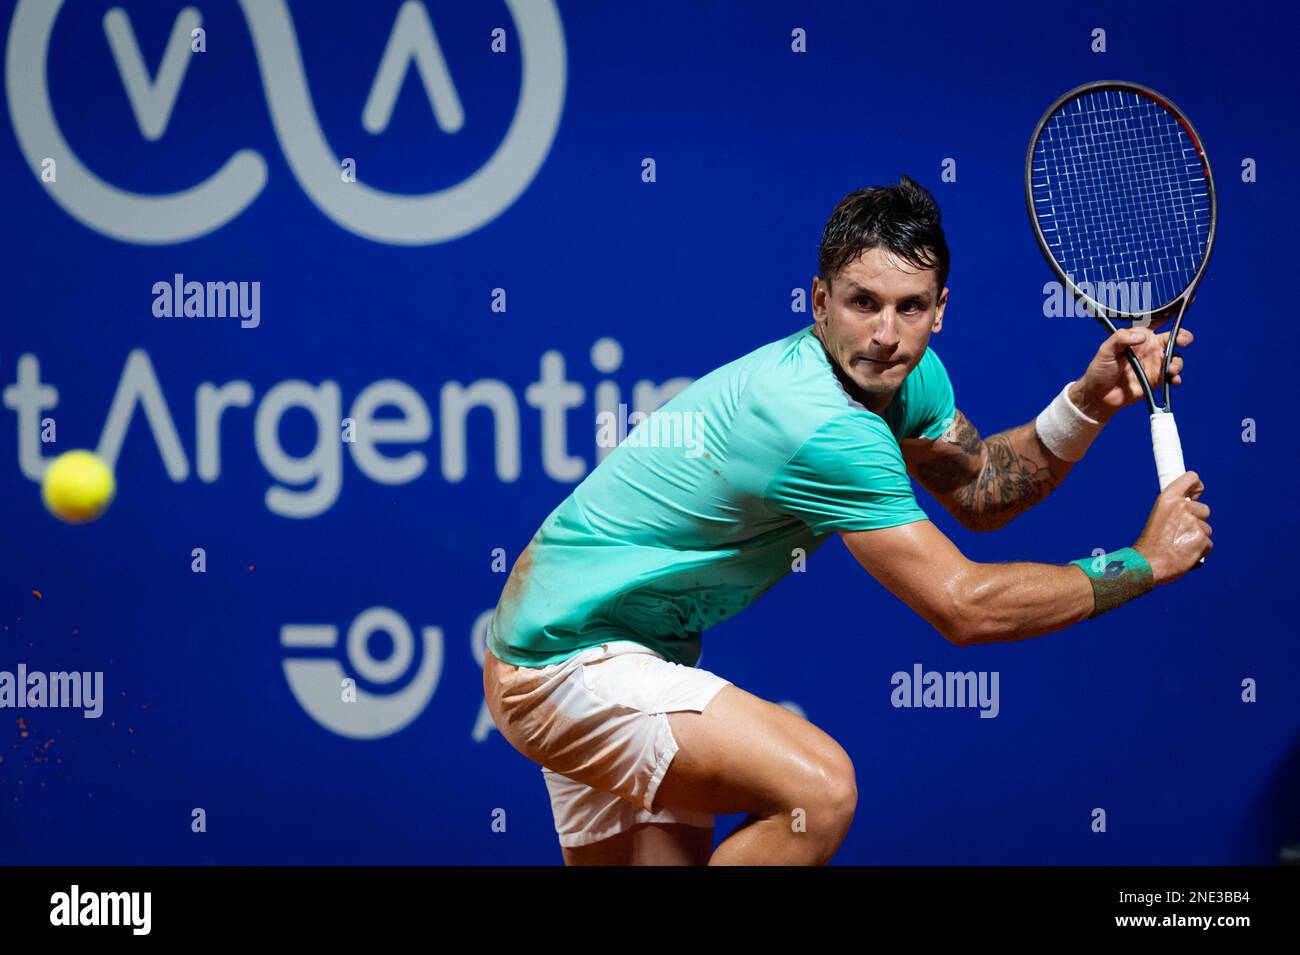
41, 450, 116, 524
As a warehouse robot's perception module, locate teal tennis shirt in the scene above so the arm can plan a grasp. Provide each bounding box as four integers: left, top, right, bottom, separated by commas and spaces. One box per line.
486, 325, 956, 668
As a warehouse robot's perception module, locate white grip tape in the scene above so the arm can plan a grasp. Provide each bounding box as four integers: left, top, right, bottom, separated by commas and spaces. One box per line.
1150, 411, 1186, 491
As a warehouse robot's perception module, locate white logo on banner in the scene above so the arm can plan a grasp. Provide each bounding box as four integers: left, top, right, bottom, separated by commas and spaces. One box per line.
282, 607, 443, 739
5, 0, 567, 244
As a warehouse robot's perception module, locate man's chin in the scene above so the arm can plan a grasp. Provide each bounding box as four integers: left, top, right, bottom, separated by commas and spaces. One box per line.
850, 364, 904, 392
828, 353, 909, 406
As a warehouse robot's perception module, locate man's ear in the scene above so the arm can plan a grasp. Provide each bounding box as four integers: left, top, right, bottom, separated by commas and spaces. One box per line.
811, 276, 828, 324
932, 286, 948, 333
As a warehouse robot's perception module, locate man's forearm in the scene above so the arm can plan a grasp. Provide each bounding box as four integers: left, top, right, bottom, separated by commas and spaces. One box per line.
951, 560, 1095, 645
955, 378, 1115, 531
954, 419, 1073, 532
840, 515, 1158, 648
911, 383, 1113, 532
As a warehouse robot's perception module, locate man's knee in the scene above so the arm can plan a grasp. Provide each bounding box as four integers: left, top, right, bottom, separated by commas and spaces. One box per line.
787, 745, 857, 856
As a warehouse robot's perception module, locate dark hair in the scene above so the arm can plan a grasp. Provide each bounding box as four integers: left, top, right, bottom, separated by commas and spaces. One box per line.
818, 175, 950, 294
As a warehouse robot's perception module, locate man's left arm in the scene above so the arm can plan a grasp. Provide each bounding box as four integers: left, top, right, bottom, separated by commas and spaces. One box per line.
901, 325, 1193, 532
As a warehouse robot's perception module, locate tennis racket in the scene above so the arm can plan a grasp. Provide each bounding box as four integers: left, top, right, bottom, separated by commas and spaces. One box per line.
1026, 80, 1216, 562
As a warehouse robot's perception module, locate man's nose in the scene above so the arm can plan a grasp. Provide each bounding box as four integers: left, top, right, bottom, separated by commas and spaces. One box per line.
873, 312, 901, 347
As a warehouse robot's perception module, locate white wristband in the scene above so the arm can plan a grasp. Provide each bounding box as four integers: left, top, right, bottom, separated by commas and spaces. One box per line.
1035, 381, 1103, 462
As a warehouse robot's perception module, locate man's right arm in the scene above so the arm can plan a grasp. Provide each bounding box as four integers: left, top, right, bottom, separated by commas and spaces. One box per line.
840, 471, 1212, 646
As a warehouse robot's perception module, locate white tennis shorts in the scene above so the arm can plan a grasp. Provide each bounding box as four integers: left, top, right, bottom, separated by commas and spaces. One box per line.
483, 640, 732, 848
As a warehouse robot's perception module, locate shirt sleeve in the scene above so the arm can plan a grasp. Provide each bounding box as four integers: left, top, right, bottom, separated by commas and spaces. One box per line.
764, 413, 930, 535
909, 347, 957, 440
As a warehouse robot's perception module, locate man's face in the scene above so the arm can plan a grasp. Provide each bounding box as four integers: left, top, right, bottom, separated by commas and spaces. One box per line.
812, 246, 947, 410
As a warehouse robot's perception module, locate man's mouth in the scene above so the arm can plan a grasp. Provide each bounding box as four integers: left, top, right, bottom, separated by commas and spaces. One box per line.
859, 356, 902, 368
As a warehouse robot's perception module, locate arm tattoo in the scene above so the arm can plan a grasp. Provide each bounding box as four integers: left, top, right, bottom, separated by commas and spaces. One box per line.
913, 411, 1064, 532
956, 431, 1059, 531
914, 414, 982, 493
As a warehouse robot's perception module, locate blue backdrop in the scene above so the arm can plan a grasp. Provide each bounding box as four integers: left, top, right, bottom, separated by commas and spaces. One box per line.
1, 0, 1296, 864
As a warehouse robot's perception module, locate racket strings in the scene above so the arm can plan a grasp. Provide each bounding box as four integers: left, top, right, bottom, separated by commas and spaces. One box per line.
1030, 88, 1211, 313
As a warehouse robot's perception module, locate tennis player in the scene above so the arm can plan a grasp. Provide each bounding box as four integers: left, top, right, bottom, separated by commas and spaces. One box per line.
482, 176, 1210, 865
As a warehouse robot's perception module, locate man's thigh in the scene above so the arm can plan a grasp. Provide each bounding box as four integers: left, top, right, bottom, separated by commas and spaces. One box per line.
560, 822, 714, 866
485, 641, 732, 848
656, 683, 854, 817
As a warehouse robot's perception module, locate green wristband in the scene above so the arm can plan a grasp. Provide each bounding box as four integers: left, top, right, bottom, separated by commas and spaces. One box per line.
1069, 547, 1155, 617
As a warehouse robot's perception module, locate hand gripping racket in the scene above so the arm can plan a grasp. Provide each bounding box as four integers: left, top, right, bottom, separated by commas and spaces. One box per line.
1026, 80, 1216, 561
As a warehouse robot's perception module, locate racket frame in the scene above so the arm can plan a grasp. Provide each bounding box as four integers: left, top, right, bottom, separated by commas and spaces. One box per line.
1024, 79, 1217, 417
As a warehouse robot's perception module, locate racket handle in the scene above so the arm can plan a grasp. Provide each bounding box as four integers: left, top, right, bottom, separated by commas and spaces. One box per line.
1150, 411, 1206, 568
1150, 411, 1185, 491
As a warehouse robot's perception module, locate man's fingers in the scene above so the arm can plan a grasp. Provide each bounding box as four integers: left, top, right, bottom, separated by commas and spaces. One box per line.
1124, 328, 1165, 362
1131, 333, 1190, 387
1167, 470, 1204, 500
1115, 328, 1147, 351
1110, 327, 1190, 390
